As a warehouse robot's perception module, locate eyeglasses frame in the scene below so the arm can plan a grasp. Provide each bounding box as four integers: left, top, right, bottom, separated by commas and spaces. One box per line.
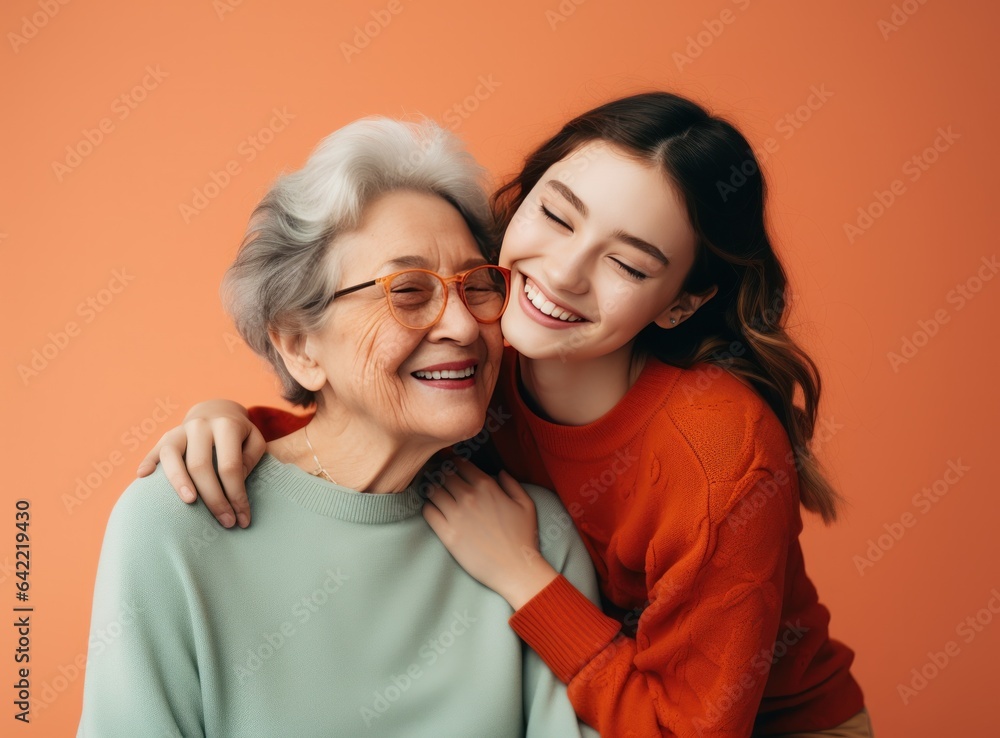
321, 264, 512, 330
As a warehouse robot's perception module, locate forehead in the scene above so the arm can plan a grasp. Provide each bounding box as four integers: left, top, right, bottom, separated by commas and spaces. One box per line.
547, 140, 669, 198
542, 141, 695, 257
337, 190, 485, 275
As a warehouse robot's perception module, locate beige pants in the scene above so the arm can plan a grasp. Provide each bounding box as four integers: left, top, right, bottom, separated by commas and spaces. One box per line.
768, 707, 874, 738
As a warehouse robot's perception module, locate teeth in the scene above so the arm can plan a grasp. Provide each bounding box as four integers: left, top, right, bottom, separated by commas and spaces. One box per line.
523, 279, 583, 322
414, 366, 476, 380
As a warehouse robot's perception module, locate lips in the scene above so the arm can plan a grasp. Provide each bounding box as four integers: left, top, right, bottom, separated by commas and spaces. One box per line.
410, 358, 478, 382
521, 275, 586, 323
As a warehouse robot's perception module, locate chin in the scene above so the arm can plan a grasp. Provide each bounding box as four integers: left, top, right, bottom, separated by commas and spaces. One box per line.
423, 410, 488, 448
499, 313, 539, 355
452, 418, 489, 443
500, 319, 571, 360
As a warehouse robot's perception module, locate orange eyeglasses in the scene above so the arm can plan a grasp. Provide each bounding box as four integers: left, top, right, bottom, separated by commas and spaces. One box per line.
323, 265, 511, 330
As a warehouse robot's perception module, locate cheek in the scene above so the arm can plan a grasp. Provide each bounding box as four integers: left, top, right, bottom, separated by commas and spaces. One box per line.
500, 310, 515, 335
497, 228, 517, 268
499, 205, 545, 266
589, 278, 665, 340
600, 278, 646, 320
482, 325, 504, 375
338, 309, 417, 385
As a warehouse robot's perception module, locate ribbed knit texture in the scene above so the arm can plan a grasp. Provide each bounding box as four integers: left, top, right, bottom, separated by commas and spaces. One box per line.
508, 574, 623, 682
78, 453, 601, 737
255, 456, 425, 524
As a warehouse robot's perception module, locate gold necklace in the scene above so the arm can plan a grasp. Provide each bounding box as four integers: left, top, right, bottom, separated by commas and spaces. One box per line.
303, 424, 337, 485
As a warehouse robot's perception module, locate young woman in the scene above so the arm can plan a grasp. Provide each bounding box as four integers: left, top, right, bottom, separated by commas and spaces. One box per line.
139, 93, 872, 737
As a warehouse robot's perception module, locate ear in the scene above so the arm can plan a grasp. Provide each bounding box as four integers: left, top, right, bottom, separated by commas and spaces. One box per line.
268, 329, 327, 391
653, 284, 719, 329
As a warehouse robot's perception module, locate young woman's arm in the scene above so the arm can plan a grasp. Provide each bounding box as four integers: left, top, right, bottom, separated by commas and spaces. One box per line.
426, 463, 797, 738
527, 470, 793, 738
135, 400, 310, 527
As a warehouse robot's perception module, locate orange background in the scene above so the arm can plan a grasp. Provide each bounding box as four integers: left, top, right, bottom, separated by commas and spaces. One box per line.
4, 0, 998, 735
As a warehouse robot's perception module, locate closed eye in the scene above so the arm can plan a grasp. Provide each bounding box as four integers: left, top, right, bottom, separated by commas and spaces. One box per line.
611, 259, 648, 280
540, 204, 571, 230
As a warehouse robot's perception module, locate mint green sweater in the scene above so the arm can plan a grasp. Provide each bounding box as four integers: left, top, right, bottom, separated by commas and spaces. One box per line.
77, 453, 601, 737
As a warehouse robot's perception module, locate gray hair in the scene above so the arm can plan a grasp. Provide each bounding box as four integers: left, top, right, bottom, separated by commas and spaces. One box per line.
221, 116, 496, 407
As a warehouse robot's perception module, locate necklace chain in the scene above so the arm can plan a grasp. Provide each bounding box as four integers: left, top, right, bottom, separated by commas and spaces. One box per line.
303, 424, 337, 485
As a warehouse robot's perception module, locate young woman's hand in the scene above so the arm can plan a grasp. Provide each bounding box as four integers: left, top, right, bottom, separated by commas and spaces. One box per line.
135, 399, 264, 529
423, 458, 558, 610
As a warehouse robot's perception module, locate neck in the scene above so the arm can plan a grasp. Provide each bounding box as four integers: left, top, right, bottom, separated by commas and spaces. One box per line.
267, 398, 440, 494
517, 342, 647, 425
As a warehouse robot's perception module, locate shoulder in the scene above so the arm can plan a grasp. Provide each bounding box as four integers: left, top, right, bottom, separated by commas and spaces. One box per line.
521, 483, 571, 525
105, 467, 224, 553
111, 468, 188, 524
520, 484, 584, 557
657, 361, 795, 486
519, 483, 600, 602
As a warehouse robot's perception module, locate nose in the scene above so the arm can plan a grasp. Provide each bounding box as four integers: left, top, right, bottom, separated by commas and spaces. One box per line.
543, 237, 591, 294
425, 283, 480, 345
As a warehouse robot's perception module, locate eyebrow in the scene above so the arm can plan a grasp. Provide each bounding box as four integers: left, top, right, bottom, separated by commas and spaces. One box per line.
610, 230, 670, 266
545, 180, 670, 267
381, 255, 489, 271
547, 180, 589, 217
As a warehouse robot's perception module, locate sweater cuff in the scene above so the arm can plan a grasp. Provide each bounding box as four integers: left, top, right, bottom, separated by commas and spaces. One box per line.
508, 574, 622, 683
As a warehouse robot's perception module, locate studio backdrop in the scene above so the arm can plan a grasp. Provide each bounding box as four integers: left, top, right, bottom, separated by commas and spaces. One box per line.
3, 0, 997, 735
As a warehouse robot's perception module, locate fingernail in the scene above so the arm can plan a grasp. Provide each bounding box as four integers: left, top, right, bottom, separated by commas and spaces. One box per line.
219, 513, 236, 528
136, 463, 151, 474
180, 486, 195, 502
237, 513, 250, 528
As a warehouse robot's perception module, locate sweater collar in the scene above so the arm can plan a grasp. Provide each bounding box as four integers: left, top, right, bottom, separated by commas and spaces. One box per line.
252, 453, 425, 524
502, 346, 682, 459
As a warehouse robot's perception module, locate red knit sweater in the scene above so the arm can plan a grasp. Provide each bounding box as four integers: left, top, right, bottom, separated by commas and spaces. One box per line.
248, 346, 865, 737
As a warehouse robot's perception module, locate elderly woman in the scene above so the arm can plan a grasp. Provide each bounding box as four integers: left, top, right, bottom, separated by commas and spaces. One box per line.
77, 118, 601, 737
